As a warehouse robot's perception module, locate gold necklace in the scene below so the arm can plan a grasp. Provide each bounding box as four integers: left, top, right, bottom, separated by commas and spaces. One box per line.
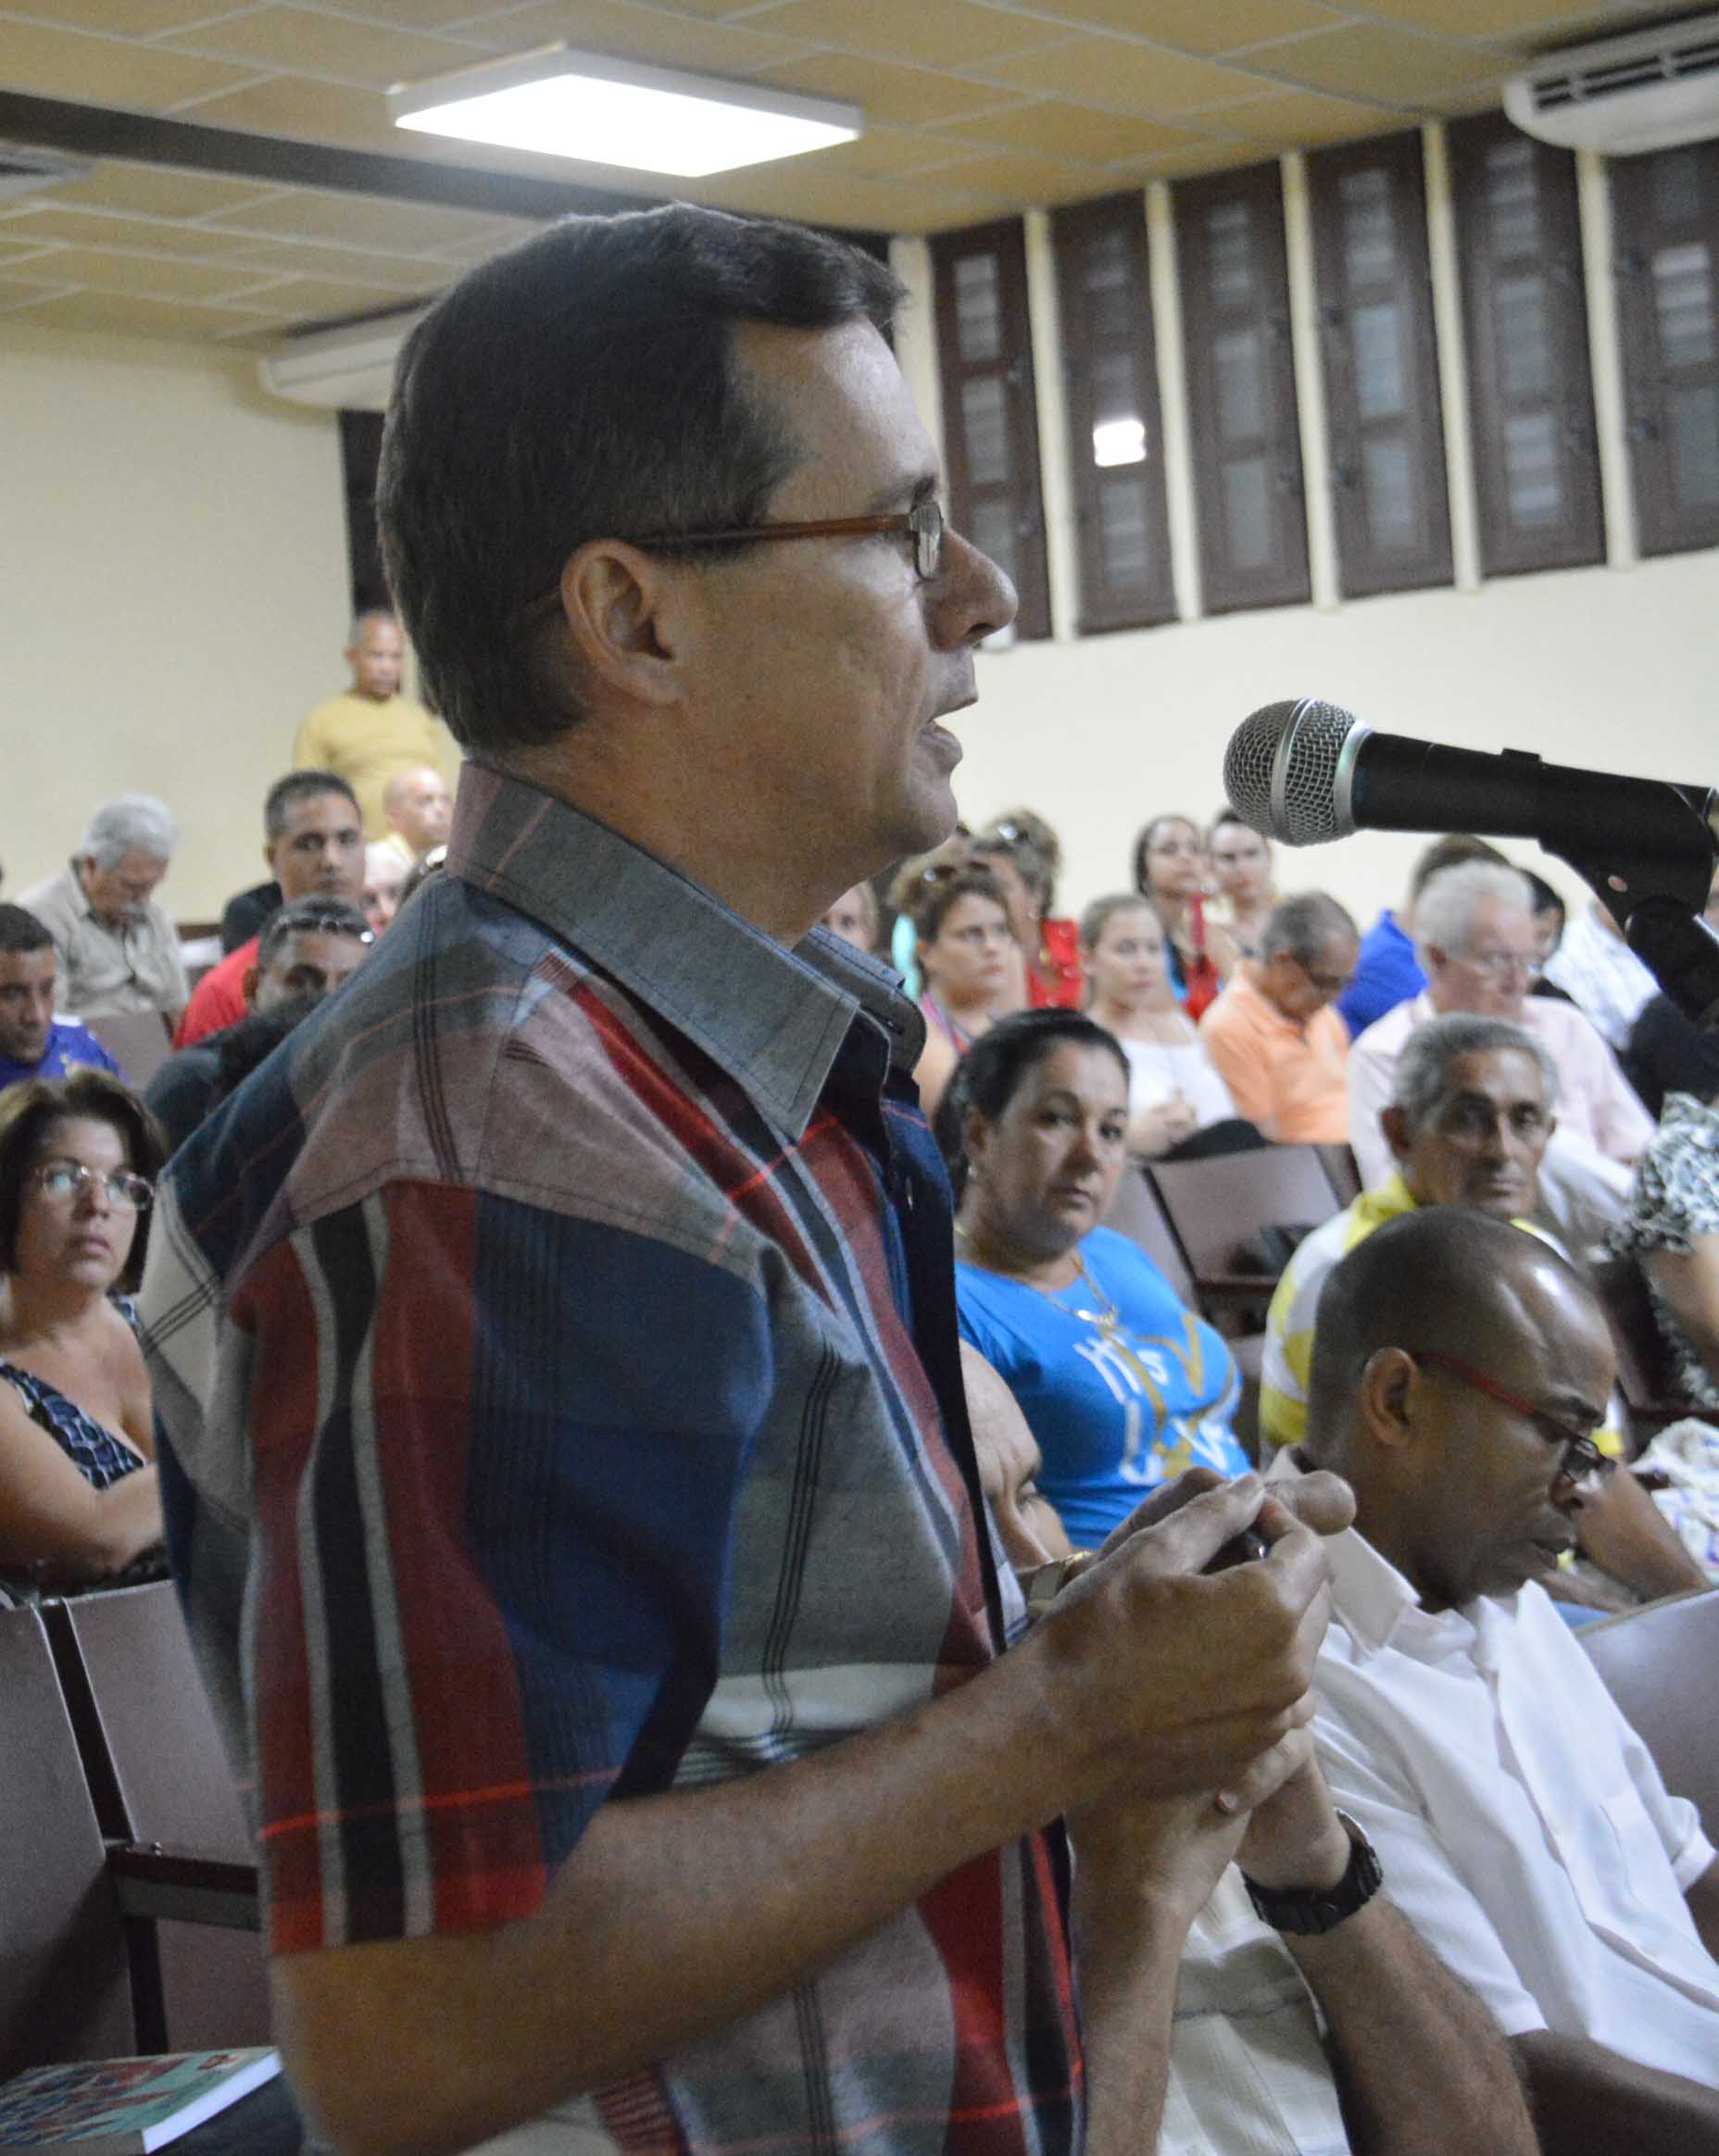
956, 1226, 1125, 1339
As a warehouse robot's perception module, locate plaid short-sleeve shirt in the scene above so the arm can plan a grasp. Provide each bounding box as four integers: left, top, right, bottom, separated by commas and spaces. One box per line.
141, 765, 1081, 2156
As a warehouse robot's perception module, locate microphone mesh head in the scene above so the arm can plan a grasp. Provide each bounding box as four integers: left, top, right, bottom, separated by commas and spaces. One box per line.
1223, 697, 1360, 845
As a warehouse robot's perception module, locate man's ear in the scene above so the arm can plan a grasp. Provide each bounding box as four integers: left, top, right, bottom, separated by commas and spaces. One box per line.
241, 966, 260, 1009
554, 540, 691, 711
1380, 1105, 1410, 1160
1358, 1346, 1419, 1452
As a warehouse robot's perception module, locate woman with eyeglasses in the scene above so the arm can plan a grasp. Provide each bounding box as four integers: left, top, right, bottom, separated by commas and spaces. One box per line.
0, 1069, 167, 1598
1132, 813, 1237, 1022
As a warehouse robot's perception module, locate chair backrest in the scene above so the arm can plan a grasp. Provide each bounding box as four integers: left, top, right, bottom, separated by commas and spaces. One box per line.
0, 1603, 134, 2075
1315, 1143, 1362, 1209
1101, 1166, 1197, 1305
1147, 1145, 1343, 1285
82, 1010, 172, 1087
1579, 1587, 1719, 1835
44, 1586, 270, 2052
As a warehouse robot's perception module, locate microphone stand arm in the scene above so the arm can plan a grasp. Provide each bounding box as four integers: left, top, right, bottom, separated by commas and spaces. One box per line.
1551, 791, 1719, 1031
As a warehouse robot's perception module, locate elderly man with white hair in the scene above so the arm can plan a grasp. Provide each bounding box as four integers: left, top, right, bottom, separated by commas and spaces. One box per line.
17, 794, 188, 1023
1348, 860, 1651, 1248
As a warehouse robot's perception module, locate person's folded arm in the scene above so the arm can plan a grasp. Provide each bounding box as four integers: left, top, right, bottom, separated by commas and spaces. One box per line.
1683, 1854, 1719, 1963
275, 1473, 1336, 2156
1641, 1237, 1719, 1395
1238, 1742, 1537, 2156
0, 1386, 160, 1578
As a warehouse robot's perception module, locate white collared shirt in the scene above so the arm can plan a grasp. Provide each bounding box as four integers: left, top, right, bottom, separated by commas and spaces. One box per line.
1270, 1452, 1719, 2080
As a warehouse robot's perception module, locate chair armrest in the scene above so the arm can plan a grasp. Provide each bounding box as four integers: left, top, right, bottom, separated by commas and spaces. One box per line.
108, 1842, 260, 1931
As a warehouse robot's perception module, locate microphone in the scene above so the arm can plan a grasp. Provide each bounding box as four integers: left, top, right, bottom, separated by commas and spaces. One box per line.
1223, 696, 1716, 862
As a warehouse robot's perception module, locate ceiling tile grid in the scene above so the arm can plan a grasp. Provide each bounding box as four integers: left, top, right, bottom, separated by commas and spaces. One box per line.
0, 0, 1672, 343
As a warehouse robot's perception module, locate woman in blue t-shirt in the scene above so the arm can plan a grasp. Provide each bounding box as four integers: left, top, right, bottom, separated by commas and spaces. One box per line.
935, 1009, 1248, 1548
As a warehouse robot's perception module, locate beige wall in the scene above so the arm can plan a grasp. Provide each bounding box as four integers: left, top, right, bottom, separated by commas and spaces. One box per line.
956, 545, 1719, 932
0, 319, 350, 922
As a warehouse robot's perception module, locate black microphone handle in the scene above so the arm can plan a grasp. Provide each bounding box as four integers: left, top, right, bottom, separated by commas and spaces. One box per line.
1350, 733, 1713, 860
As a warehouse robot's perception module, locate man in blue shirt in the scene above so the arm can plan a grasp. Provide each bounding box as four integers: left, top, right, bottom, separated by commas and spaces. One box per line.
0, 904, 122, 1091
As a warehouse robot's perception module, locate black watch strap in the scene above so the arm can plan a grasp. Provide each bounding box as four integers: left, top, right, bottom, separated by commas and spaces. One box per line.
1242, 1811, 1383, 1936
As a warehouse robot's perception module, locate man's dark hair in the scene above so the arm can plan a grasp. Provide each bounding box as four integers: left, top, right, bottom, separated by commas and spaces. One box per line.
0, 1069, 167, 1291
933, 1009, 1130, 1200
1261, 891, 1358, 968
1304, 1209, 1586, 1448
378, 203, 904, 760
256, 895, 371, 973
210, 996, 323, 1110
263, 770, 358, 843
0, 904, 52, 958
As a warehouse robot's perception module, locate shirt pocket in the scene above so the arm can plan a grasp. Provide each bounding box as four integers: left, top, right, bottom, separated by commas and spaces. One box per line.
1579, 1786, 1678, 1923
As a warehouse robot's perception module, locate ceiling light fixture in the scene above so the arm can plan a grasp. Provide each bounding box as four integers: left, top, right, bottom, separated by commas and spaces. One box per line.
389, 44, 862, 179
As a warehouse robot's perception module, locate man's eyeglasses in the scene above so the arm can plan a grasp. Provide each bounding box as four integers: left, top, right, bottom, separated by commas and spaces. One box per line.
32, 1159, 154, 1212
1408, 1347, 1616, 1489
1459, 949, 1535, 983
633, 496, 946, 583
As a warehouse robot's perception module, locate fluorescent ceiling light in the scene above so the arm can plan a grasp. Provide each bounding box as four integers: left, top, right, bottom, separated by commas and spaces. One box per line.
389, 44, 862, 178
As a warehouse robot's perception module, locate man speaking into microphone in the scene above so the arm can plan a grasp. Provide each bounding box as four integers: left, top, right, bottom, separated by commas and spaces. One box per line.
136, 207, 1366, 2156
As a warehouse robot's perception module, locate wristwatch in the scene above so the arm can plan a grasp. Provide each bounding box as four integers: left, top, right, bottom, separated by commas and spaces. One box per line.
1242, 1811, 1383, 1935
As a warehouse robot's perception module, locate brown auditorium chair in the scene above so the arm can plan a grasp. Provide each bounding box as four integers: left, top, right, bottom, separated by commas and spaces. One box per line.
1315, 1142, 1362, 1208
1146, 1145, 1343, 1332
0, 1599, 297, 2144
43, 1586, 271, 2054
83, 1009, 172, 1089
1579, 1587, 1719, 1834
1103, 1165, 1264, 1463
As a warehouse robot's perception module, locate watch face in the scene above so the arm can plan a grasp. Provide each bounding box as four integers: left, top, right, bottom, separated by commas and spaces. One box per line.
1243, 1813, 1384, 1935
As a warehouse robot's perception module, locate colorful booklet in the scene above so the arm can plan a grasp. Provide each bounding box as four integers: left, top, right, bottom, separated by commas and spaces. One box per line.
0, 2049, 281, 2152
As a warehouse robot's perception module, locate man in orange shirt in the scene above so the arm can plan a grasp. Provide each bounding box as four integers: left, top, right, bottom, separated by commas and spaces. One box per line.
1198, 892, 1358, 1141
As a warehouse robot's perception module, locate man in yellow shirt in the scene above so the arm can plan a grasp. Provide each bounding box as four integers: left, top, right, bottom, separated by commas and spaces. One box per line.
293, 610, 458, 841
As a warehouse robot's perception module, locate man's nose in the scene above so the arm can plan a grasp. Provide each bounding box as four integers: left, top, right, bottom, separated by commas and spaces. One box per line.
935, 523, 1017, 646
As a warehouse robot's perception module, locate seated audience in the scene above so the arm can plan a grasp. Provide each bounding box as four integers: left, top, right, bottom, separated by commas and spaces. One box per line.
1198, 893, 1358, 1142
374, 763, 455, 872
1282, 1210, 1719, 2145
145, 898, 372, 1153
1264, 1013, 1704, 1607
18, 795, 188, 1023
1132, 812, 1236, 1021
292, 608, 457, 842
961, 1341, 1537, 2156
1543, 896, 1659, 1050
818, 881, 878, 954
1614, 1086, 1719, 1415
177, 771, 363, 1049
0, 905, 121, 1092
1079, 894, 1245, 1157
977, 808, 1082, 1008
0, 1070, 166, 1598
1336, 834, 1505, 1040
1349, 860, 1651, 1246
1206, 808, 1278, 960
963, 833, 1039, 1011
941, 1009, 1248, 1546
910, 865, 1018, 1119
361, 841, 408, 936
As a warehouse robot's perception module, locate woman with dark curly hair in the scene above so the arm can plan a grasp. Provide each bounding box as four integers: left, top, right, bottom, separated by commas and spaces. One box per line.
0, 1068, 168, 1596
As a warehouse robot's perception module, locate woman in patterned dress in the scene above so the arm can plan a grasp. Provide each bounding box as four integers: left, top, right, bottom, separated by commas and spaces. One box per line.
0, 1069, 167, 1596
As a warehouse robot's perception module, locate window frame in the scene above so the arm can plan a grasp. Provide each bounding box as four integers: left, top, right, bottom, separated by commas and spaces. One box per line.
930, 218, 1052, 640
1050, 191, 1176, 634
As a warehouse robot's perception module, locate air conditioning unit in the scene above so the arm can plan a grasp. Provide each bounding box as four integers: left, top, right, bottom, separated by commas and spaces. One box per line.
1503, 12, 1719, 157
257, 305, 428, 411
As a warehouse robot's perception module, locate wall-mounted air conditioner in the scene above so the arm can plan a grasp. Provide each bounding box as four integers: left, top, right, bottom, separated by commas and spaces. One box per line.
1503, 12, 1719, 156
257, 306, 428, 411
